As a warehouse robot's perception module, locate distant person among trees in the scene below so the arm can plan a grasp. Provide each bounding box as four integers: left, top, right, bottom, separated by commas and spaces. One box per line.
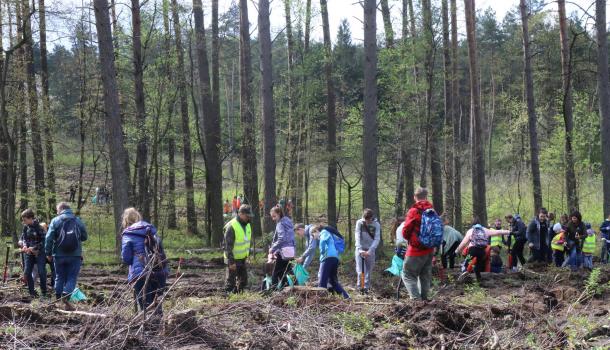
69, 184, 76, 203
527, 208, 552, 263
223, 205, 253, 294
231, 196, 240, 215
45, 202, 87, 310
354, 208, 380, 293
566, 211, 587, 271
268, 206, 296, 290
401, 187, 435, 300
223, 200, 231, 216
505, 214, 527, 271
120, 208, 168, 317
19, 209, 48, 298
455, 218, 510, 281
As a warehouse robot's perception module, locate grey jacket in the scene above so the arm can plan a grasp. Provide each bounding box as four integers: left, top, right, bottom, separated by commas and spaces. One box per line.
270, 216, 296, 254
355, 218, 380, 252
299, 225, 318, 268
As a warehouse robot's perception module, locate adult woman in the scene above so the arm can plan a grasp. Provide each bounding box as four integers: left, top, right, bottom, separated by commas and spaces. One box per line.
121, 208, 168, 316
268, 206, 296, 289
566, 210, 587, 271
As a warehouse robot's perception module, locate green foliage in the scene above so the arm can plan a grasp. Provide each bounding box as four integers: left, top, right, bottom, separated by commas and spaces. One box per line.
333, 312, 373, 340
585, 268, 610, 297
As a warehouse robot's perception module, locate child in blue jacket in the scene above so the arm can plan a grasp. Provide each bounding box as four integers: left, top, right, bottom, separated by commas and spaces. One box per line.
315, 226, 349, 299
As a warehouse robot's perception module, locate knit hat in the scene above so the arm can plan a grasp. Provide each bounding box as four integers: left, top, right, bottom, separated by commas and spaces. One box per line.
553, 223, 563, 233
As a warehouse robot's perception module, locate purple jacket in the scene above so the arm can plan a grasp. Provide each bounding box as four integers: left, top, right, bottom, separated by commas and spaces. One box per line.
270, 216, 296, 254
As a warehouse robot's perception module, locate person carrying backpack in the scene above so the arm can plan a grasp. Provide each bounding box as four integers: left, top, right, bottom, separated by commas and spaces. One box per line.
20, 209, 48, 298
314, 226, 349, 299
455, 219, 510, 282
354, 209, 380, 293
401, 187, 438, 300
121, 208, 168, 316
45, 202, 87, 310
600, 214, 610, 264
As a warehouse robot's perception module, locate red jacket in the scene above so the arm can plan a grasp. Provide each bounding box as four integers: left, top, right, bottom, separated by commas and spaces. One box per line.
402, 200, 435, 257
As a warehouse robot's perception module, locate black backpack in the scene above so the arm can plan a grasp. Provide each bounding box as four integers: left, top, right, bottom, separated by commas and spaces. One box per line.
56, 218, 81, 253
143, 228, 167, 273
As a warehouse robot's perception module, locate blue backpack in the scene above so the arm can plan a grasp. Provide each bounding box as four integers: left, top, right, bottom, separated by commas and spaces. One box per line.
325, 226, 345, 254
56, 218, 81, 253
418, 209, 443, 248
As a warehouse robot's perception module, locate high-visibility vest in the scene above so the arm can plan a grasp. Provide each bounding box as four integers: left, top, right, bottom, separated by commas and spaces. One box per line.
582, 235, 596, 254
224, 219, 251, 260
490, 235, 502, 247
551, 233, 565, 251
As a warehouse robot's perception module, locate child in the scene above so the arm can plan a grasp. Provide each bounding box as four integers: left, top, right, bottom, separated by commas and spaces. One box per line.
19, 209, 48, 298
489, 246, 503, 273
315, 226, 349, 299
550, 223, 566, 267
582, 223, 596, 271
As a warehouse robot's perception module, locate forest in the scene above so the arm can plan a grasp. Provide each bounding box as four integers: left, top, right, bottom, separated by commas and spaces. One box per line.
0, 0, 610, 348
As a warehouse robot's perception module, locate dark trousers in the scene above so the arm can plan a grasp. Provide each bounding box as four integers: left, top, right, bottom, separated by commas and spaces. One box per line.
553, 250, 565, 267
54, 256, 82, 299
225, 259, 248, 293
134, 274, 166, 315
319, 257, 349, 299
271, 254, 293, 289
441, 241, 460, 269
24, 253, 47, 295
511, 239, 527, 268
532, 240, 551, 263
468, 246, 486, 281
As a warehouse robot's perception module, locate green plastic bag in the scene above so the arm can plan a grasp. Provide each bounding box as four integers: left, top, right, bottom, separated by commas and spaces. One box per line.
293, 263, 309, 285
69, 287, 87, 302
384, 255, 404, 276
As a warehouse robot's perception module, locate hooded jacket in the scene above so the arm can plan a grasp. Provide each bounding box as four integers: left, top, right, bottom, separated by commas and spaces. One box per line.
402, 200, 435, 257
510, 216, 527, 241
121, 221, 169, 282
527, 218, 551, 250
45, 209, 88, 257
270, 216, 296, 254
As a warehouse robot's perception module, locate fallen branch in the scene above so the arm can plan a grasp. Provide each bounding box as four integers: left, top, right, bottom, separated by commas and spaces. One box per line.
56, 309, 107, 318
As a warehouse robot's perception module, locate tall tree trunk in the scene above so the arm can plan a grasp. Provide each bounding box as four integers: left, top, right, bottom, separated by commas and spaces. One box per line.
238, 0, 262, 236
380, 0, 394, 48
520, 0, 543, 214
450, 0, 461, 228
442, 0, 454, 223
23, 0, 46, 214
194, 0, 224, 245
131, 0, 150, 220
423, 0, 443, 213
38, 0, 55, 218
304, 0, 312, 52
259, 0, 276, 233
402, 0, 409, 39
93, 0, 131, 254
363, 0, 380, 219
597, 0, 610, 218
464, 0, 487, 225
171, 0, 197, 234
163, 0, 176, 229
212, 0, 220, 141
320, 0, 337, 227
557, 0, 578, 211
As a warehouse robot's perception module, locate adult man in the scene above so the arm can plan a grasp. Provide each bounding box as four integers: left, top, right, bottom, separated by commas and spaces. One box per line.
527, 208, 551, 263
223, 205, 252, 293
295, 223, 318, 270
402, 187, 435, 300
506, 214, 527, 271
45, 202, 88, 310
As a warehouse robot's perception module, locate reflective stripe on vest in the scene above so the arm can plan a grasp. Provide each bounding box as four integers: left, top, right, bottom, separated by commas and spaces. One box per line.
224, 219, 251, 260
490, 235, 502, 247
582, 235, 596, 254
551, 234, 564, 251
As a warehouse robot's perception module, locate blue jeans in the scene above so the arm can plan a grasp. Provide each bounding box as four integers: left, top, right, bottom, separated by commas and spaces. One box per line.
566, 242, 581, 271
54, 256, 82, 299
24, 253, 47, 295
583, 255, 593, 270
318, 257, 349, 299
134, 274, 166, 315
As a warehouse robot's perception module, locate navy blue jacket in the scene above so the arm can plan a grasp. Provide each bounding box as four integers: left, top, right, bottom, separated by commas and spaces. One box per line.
121, 221, 169, 282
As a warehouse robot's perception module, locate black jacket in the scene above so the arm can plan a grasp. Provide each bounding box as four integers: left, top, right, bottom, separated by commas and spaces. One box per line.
20, 220, 46, 252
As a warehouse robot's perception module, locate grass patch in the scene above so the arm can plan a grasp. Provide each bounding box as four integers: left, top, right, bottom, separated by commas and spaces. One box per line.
333, 312, 373, 340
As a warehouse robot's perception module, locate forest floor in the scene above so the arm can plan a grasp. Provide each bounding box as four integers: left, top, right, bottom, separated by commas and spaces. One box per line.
1, 251, 609, 349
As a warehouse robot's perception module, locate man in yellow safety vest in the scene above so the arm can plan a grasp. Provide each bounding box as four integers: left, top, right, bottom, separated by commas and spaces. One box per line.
224, 205, 253, 293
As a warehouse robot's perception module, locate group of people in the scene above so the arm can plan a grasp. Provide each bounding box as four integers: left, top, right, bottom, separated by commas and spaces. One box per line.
19, 202, 168, 316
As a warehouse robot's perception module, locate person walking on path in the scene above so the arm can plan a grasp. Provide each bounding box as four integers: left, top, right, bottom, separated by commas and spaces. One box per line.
223, 205, 253, 293
45, 202, 87, 310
